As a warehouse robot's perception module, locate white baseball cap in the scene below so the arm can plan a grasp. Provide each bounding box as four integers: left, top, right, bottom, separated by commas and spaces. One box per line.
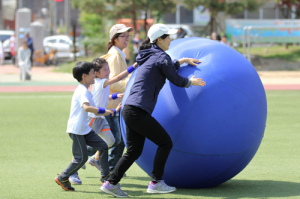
148, 24, 178, 43
109, 24, 133, 41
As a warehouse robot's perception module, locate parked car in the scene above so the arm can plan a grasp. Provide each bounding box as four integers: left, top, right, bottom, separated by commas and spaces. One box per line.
43, 35, 84, 60
0, 30, 15, 60
164, 24, 199, 40
0, 30, 14, 41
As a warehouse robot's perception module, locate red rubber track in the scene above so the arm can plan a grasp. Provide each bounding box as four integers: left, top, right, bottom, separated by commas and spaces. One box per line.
0, 84, 299, 93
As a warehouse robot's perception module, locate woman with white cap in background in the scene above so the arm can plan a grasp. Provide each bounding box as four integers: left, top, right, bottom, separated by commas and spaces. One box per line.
101, 23, 206, 198
98, 24, 134, 175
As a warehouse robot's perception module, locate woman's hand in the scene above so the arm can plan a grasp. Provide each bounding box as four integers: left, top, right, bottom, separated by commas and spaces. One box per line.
190, 75, 206, 87
117, 93, 124, 98
116, 103, 122, 112
133, 62, 138, 68
179, 58, 201, 66
106, 109, 115, 116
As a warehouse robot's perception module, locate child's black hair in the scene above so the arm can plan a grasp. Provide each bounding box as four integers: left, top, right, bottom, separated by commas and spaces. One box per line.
139, 34, 169, 51
92, 58, 108, 72
72, 61, 94, 82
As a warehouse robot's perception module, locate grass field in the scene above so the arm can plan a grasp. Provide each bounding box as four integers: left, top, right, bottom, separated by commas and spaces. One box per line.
0, 91, 299, 199
237, 45, 300, 62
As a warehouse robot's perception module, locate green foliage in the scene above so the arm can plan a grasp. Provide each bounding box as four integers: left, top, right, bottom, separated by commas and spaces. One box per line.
184, 0, 263, 33
71, 0, 177, 37
275, 0, 300, 18
184, 0, 262, 14
78, 11, 109, 54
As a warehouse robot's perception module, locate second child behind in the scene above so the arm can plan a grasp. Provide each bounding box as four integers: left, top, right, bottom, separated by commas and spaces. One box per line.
54, 61, 115, 191
70, 58, 137, 184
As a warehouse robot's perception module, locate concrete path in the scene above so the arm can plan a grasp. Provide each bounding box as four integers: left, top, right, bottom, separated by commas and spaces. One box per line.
1, 64, 300, 92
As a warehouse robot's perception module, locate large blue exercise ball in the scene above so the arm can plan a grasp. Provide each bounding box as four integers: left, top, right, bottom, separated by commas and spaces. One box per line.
120, 37, 267, 188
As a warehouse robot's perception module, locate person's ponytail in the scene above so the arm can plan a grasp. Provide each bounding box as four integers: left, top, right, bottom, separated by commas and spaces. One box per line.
139, 37, 151, 51
107, 33, 121, 52
107, 41, 113, 51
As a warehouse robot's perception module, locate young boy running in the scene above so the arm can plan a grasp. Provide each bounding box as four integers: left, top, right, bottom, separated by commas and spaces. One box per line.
69, 58, 137, 185
54, 61, 115, 191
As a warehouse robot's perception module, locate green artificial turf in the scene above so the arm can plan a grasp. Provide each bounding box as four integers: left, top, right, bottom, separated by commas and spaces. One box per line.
237, 46, 300, 62
0, 91, 299, 199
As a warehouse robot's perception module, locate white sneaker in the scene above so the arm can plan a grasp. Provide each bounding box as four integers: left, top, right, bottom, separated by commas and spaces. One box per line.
101, 181, 128, 198
147, 180, 176, 193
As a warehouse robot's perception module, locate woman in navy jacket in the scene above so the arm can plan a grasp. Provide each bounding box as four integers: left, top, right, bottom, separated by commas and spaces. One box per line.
101, 24, 206, 198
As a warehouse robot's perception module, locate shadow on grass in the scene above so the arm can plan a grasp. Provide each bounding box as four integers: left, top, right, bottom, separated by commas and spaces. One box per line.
113, 179, 300, 198
76, 178, 300, 198
174, 179, 300, 198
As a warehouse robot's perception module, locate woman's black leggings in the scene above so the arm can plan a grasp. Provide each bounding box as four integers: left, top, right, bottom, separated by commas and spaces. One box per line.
108, 105, 173, 184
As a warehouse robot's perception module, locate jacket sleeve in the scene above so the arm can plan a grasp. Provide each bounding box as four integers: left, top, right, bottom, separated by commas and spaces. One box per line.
106, 54, 131, 93
173, 59, 180, 70
158, 54, 189, 88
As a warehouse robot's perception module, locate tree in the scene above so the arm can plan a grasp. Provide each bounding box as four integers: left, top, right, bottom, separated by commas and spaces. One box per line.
79, 12, 109, 53
275, 0, 300, 18
132, 0, 177, 33
183, 0, 263, 34
71, 0, 177, 53
72, 0, 176, 35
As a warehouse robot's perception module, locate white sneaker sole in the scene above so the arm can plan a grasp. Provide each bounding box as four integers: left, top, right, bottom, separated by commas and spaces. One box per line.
88, 159, 101, 171
68, 178, 82, 185
100, 186, 128, 198
147, 188, 176, 193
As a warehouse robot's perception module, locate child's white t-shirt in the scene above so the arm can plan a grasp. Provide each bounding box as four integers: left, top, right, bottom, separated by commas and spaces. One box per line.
67, 84, 96, 135
88, 78, 109, 118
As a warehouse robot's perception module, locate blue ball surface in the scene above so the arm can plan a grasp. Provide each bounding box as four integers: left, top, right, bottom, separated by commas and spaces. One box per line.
120, 37, 267, 188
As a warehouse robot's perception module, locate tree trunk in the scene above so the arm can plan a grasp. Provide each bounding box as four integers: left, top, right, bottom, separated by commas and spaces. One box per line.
296, 8, 300, 19
73, 24, 76, 61
144, 9, 148, 35
132, 4, 137, 31
210, 12, 214, 34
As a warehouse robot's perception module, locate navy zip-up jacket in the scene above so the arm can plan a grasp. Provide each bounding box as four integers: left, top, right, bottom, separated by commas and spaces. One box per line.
125, 44, 190, 114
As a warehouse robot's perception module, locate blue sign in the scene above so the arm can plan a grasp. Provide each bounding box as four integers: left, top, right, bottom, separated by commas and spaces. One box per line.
226, 19, 300, 43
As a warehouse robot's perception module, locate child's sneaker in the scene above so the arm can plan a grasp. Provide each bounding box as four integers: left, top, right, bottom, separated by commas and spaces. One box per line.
69, 172, 82, 185
147, 180, 176, 193
100, 173, 111, 185
88, 155, 101, 171
100, 181, 128, 198
54, 174, 75, 191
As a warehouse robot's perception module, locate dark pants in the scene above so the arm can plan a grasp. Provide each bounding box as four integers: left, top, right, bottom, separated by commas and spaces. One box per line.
105, 115, 125, 172
108, 105, 173, 185
61, 130, 109, 178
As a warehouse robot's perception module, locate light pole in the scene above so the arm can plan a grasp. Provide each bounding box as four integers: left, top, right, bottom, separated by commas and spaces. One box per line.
64, 0, 70, 35
41, 7, 49, 36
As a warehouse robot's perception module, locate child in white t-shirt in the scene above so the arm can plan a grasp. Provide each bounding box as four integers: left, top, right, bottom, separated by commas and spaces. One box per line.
54, 61, 116, 191
69, 58, 137, 185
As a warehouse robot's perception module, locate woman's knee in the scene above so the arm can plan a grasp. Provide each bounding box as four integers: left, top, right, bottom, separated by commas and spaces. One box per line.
160, 138, 173, 150
125, 150, 142, 161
